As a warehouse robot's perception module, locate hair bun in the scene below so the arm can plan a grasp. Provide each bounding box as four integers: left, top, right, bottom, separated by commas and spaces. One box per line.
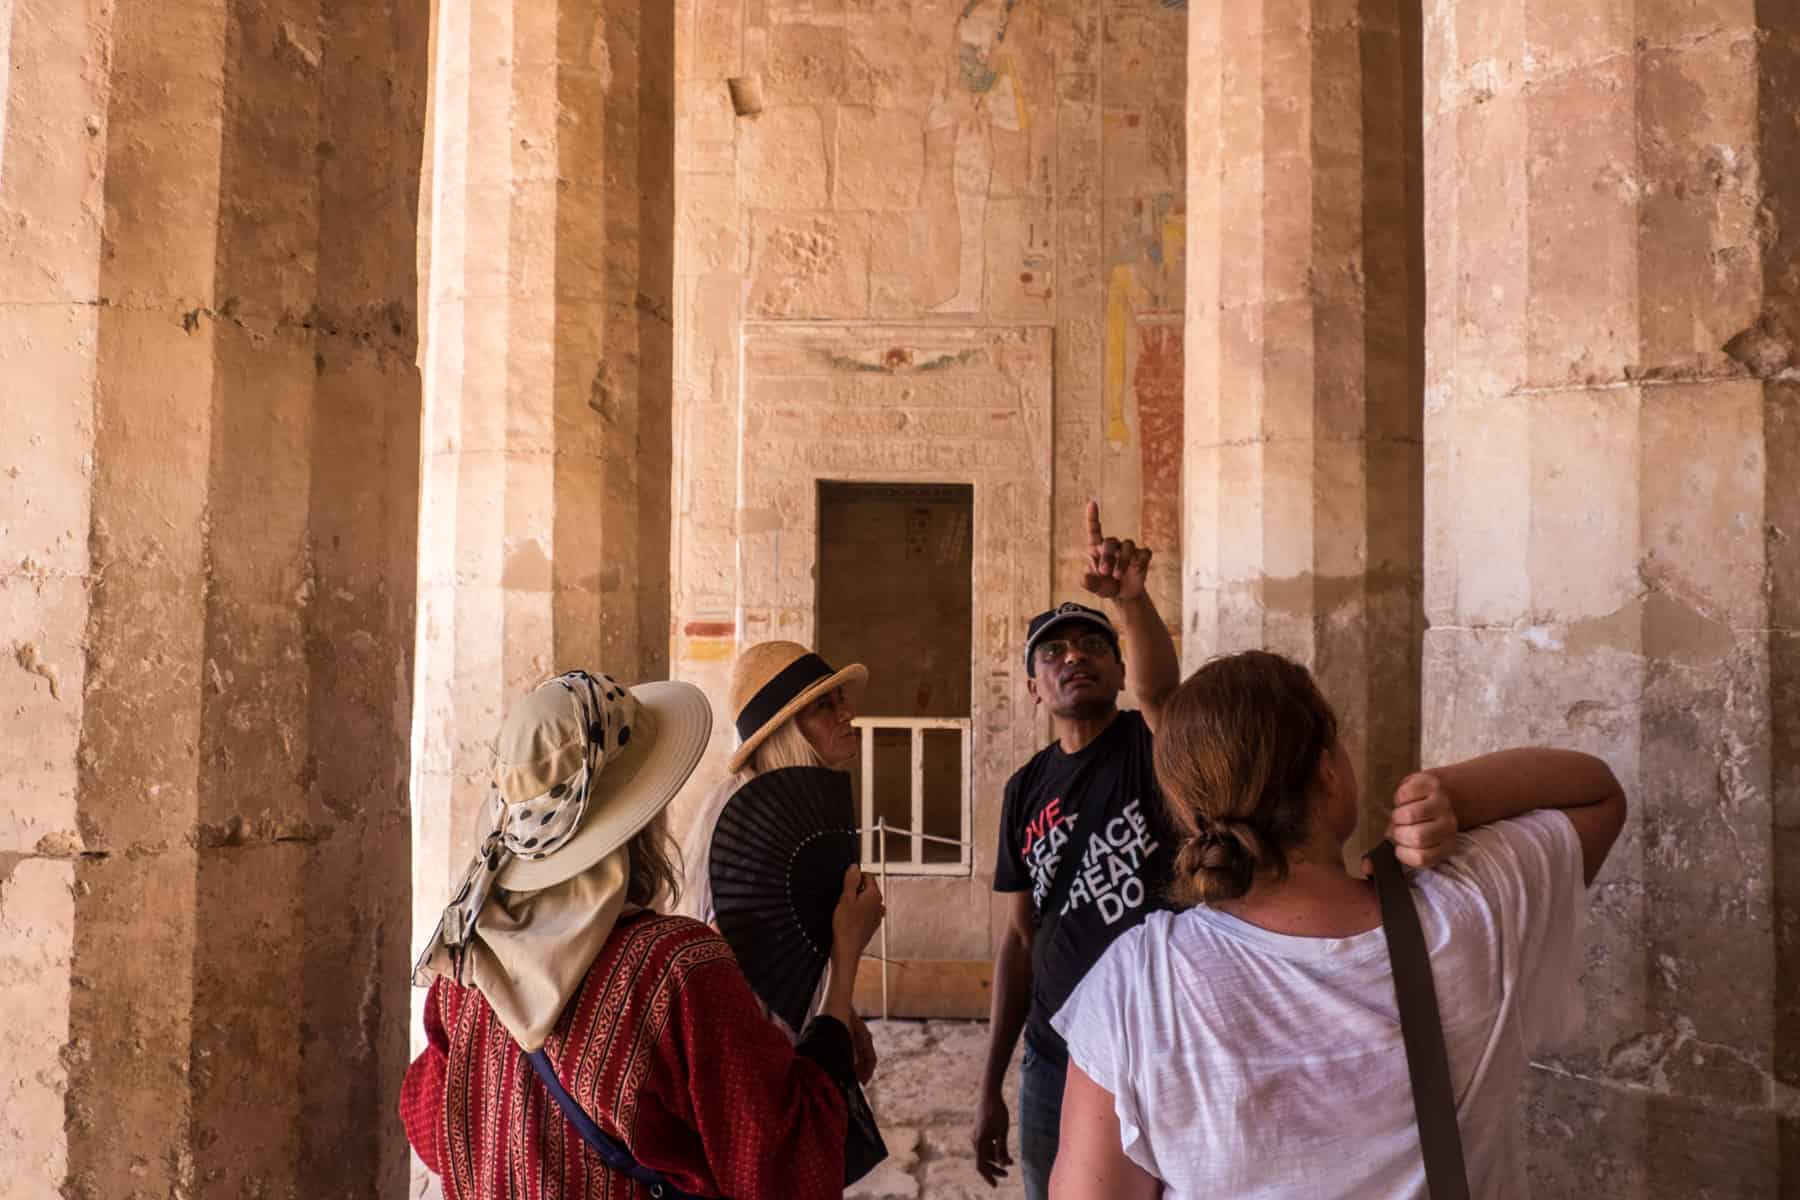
1174, 822, 1261, 902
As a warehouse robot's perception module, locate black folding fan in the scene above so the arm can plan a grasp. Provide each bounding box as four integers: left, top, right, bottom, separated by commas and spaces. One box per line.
709, 766, 859, 1033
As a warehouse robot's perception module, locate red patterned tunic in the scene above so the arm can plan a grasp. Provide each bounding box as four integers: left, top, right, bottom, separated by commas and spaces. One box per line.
401, 912, 850, 1199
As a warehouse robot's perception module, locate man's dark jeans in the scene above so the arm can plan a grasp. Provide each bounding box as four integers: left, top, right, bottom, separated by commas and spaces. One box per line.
1018, 1039, 1068, 1200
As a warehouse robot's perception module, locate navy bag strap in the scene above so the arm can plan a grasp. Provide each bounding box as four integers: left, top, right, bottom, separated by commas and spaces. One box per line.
526, 1049, 707, 1200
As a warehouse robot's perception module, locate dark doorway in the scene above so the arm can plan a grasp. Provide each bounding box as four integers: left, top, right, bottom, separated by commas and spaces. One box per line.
816, 482, 973, 869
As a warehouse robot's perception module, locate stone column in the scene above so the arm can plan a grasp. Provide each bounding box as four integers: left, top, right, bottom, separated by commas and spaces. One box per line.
1184, 0, 1425, 850
1, 1, 428, 1196
413, 0, 675, 919
1, 1, 113, 1188
1424, 2, 1799, 1191
667, 0, 748, 809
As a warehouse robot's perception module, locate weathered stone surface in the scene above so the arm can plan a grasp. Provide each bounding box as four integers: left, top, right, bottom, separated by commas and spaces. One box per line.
847, 1125, 922, 1199
0, 858, 74, 1200
1184, 0, 1424, 856
739, 104, 831, 209
837, 106, 928, 211
1424, 0, 1800, 1191
921, 1151, 1022, 1200
856, 1021, 1024, 1199
2, 0, 428, 1195
1523, 1070, 1783, 1199
747, 210, 874, 318
867, 1021, 1004, 1127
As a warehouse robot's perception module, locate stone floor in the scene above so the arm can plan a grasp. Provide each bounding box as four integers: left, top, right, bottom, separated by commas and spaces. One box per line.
851, 1020, 1025, 1200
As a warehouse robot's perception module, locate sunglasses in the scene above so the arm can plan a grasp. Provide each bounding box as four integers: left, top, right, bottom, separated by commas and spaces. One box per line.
1034, 632, 1115, 664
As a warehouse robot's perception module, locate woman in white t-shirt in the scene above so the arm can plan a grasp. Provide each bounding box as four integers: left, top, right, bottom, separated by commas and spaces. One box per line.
1048, 650, 1627, 1200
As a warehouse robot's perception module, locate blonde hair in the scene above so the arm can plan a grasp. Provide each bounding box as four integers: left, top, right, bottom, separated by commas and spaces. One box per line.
748, 717, 830, 775
681, 712, 852, 922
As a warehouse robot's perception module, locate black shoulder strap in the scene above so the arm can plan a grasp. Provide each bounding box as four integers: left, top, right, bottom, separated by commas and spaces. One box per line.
526, 1049, 705, 1200
1369, 841, 1472, 1200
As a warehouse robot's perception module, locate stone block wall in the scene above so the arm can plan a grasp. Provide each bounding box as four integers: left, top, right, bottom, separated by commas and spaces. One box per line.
1, 1, 429, 1195
1423, 1, 1800, 1192
670, 0, 1189, 961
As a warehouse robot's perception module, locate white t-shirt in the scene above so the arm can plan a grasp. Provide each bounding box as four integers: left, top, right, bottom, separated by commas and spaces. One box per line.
1052, 812, 1586, 1199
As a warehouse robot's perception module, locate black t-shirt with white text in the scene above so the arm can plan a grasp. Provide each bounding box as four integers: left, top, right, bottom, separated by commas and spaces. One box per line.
993, 710, 1176, 1058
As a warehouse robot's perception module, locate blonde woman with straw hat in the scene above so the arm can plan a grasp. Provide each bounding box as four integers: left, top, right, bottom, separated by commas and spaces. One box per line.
679, 640, 881, 1074
403, 668, 888, 1199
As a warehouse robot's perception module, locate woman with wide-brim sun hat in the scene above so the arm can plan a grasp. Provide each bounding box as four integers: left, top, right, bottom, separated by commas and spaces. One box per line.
678, 642, 879, 1065
402, 668, 886, 1199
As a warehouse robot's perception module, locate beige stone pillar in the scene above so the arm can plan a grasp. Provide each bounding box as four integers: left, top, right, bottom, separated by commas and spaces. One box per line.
1, 4, 111, 1188
1, 1, 428, 1197
413, 0, 674, 923
667, 0, 747, 814
1184, 0, 1425, 850
1425, 2, 1799, 1191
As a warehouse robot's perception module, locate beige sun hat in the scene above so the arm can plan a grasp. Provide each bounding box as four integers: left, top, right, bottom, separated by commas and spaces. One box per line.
420, 671, 713, 967
492, 674, 713, 890
411, 670, 713, 1048
726, 641, 867, 773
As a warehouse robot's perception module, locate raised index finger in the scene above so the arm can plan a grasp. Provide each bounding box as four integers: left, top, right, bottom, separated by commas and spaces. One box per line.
1085, 498, 1104, 548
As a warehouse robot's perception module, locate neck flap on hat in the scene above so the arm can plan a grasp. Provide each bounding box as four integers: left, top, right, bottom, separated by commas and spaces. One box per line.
411, 670, 641, 1047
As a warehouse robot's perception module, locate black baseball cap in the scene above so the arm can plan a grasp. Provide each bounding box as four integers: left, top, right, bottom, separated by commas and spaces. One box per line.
1024, 602, 1120, 672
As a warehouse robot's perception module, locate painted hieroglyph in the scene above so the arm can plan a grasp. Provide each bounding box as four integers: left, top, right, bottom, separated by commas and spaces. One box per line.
929, 0, 1027, 314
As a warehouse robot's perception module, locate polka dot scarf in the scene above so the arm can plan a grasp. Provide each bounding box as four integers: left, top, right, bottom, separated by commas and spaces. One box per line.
431, 670, 638, 984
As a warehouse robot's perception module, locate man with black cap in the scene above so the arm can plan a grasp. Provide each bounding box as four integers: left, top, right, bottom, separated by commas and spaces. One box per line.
972, 501, 1181, 1199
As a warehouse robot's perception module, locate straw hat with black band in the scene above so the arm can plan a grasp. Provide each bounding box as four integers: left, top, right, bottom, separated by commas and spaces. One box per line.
727, 641, 868, 773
